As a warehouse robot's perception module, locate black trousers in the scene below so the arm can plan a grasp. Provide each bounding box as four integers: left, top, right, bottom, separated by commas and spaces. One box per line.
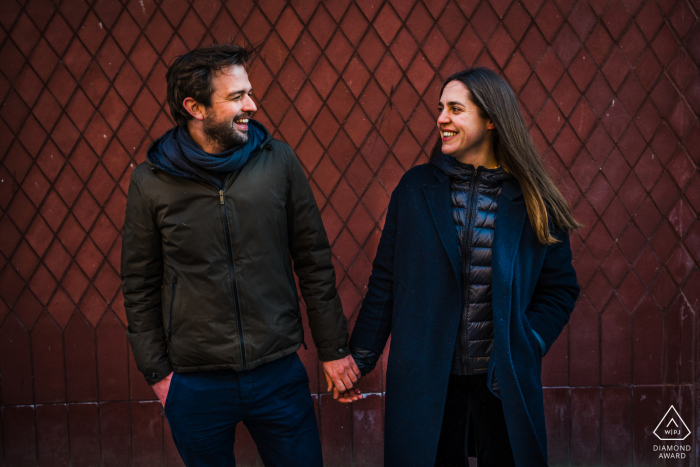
435, 374, 516, 467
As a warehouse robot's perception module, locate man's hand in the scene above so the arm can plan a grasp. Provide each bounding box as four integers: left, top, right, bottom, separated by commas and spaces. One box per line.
151, 372, 173, 407
322, 355, 361, 399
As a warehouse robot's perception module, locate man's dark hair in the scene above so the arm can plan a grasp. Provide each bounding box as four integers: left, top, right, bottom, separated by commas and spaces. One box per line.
166, 43, 253, 128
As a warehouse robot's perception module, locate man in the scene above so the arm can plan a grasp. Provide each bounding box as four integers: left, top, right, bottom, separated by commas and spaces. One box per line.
121, 43, 360, 466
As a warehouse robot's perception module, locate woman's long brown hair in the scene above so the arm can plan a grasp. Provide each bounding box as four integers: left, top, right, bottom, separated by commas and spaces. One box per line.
431, 67, 582, 244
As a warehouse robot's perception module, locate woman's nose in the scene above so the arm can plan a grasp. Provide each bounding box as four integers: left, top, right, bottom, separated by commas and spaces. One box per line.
437, 109, 449, 125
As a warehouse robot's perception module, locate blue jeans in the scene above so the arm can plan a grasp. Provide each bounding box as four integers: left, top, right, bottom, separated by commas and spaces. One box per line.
164, 353, 322, 467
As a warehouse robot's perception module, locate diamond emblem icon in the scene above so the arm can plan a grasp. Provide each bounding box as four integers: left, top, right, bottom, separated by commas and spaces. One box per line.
653, 406, 691, 441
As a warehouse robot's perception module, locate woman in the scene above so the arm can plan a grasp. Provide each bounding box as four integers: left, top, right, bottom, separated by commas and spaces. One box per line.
344, 67, 580, 466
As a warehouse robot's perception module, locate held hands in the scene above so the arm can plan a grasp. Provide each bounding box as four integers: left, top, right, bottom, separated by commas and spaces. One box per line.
153, 360, 364, 407
322, 355, 364, 403
151, 372, 173, 407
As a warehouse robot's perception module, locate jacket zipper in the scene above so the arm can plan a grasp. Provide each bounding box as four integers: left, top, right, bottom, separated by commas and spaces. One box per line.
149, 144, 274, 369
168, 276, 177, 341
220, 189, 248, 370
461, 167, 480, 374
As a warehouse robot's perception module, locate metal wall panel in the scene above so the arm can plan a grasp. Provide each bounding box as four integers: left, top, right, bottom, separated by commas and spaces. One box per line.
0, 0, 698, 464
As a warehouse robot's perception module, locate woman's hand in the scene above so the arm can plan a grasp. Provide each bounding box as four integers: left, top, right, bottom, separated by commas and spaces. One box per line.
335, 387, 363, 403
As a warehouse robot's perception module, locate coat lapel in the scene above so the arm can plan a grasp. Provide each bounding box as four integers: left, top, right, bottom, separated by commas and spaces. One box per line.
423, 170, 461, 284
491, 178, 527, 342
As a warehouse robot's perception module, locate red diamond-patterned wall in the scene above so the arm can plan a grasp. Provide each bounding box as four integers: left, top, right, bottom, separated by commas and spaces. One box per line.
0, 0, 698, 465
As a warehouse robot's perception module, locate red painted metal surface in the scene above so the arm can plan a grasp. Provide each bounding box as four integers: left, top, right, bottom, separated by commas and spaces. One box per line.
0, 0, 698, 465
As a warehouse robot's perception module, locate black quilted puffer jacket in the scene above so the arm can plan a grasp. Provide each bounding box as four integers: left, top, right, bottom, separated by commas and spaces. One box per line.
351, 153, 512, 377
432, 152, 512, 375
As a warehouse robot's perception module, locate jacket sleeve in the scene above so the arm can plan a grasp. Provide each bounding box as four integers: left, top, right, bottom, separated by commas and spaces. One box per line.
286, 150, 349, 362
121, 169, 172, 385
350, 346, 381, 376
525, 228, 580, 356
348, 185, 399, 358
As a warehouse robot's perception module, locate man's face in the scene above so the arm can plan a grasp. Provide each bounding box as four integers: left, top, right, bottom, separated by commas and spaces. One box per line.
201, 64, 257, 150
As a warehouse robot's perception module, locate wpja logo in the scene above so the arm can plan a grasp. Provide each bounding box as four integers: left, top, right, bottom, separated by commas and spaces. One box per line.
652, 406, 691, 459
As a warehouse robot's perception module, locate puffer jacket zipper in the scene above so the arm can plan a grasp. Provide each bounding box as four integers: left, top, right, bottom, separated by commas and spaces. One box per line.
147, 142, 272, 370
168, 276, 177, 341
460, 167, 480, 374
220, 189, 248, 370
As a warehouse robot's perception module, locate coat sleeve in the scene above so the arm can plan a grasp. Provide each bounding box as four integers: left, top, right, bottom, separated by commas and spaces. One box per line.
525, 228, 580, 356
348, 185, 399, 357
121, 169, 172, 385
286, 150, 349, 362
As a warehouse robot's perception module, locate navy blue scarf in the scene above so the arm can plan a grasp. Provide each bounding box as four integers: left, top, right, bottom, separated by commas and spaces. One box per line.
154, 119, 269, 187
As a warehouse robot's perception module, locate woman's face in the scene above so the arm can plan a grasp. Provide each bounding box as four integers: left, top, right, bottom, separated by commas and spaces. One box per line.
437, 81, 494, 161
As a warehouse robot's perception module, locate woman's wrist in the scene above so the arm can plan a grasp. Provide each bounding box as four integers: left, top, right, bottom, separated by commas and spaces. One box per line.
350, 346, 381, 376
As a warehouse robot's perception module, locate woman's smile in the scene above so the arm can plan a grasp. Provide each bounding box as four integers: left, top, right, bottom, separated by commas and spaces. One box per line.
441, 130, 458, 141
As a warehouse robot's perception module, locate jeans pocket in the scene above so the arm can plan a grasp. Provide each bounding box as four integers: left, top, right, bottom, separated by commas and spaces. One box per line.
164, 373, 178, 412
292, 353, 310, 383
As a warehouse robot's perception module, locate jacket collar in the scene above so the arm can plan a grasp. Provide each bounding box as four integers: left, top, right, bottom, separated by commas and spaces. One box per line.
431, 164, 523, 201
424, 164, 527, 290
146, 122, 273, 187
423, 174, 461, 283
432, 167, 449, 184
500, 178, 523, 201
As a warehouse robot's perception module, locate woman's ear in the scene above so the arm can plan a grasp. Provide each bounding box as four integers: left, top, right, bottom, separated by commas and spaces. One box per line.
487, 120, 495, 130
183, 97, 205, 121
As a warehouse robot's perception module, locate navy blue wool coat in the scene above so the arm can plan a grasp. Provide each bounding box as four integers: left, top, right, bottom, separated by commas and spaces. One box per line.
349, 163, 580, 467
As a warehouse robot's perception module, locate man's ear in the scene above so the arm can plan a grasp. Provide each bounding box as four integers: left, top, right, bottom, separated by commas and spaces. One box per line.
183, 97, 205, 121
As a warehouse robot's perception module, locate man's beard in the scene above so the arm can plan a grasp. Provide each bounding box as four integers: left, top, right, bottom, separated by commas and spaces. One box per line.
202, 111, 248, 151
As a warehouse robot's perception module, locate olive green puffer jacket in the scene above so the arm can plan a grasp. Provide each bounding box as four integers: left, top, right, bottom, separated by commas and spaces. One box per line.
122, 133, 348, 385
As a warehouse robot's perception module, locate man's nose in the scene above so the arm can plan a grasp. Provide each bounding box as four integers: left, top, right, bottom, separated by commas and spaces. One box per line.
242, 95, 257, 113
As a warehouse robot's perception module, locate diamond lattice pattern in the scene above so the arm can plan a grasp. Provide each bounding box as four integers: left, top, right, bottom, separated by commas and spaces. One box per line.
0, 0, 698, 465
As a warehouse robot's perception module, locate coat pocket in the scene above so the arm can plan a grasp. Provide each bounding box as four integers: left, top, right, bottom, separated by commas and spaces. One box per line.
523, 315, 543, 374
167, 277, 178, 341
